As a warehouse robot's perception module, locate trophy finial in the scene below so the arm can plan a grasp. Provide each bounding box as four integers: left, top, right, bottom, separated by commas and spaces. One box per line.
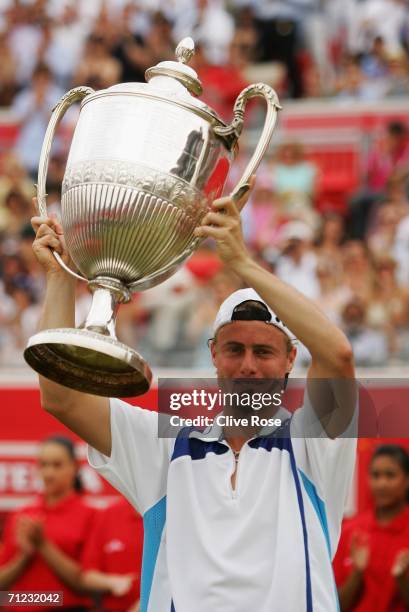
176, 37, 195, 64
146, 35, 202, 96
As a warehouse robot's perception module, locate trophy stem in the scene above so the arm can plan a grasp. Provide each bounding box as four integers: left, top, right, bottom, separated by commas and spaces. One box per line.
83, 277, 131, 337
83, 287, 119, 338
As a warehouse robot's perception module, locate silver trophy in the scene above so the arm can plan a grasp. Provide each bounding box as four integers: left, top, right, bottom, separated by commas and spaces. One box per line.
24, 38, 281, 397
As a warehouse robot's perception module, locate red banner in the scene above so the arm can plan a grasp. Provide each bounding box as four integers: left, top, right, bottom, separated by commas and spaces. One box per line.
1, 385, 409, 517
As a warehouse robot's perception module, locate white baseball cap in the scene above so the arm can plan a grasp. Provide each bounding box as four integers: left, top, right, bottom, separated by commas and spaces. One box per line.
212, 288, 296, 342
279, 221, 314, 242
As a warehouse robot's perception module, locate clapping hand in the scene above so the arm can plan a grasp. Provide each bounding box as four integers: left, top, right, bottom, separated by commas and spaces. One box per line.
391, 549, 409, 577
107, 573, 136, 597
350, 531, 370, 572
15, 515, 45, 556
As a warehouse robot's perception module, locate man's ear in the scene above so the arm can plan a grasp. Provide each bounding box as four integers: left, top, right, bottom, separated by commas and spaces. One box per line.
287, 345, 297, 371
209, 339, 217, 365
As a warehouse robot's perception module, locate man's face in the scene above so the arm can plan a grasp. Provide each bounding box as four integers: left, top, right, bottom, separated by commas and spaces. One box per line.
210, 320, 296, 380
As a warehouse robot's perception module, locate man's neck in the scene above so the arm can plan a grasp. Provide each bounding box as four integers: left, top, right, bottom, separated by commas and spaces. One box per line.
224, 433, 252, 453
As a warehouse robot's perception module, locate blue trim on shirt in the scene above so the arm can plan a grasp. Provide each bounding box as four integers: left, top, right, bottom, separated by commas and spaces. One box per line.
299, 469, 331, 556
171, 431, 228, 461
248, 418, 292, 452
299, 469, 340, 612
249, 418, 313, 611
141, 496, 166, 612
288, 441, 314, 612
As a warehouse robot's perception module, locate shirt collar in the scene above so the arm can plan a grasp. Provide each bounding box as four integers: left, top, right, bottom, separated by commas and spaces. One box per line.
189, 407, 292, 442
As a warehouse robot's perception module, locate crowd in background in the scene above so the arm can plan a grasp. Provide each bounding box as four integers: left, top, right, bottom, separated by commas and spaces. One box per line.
0, 0, 408, 368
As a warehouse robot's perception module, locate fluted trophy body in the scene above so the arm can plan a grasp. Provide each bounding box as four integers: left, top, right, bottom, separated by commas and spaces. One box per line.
24, 38, 281, 397
63, 88, 232, 288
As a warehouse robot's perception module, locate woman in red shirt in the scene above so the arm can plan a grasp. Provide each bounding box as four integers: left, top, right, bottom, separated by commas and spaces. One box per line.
0, 436, 96, 611
80, 497, 143, 611
334, 444, 409, 611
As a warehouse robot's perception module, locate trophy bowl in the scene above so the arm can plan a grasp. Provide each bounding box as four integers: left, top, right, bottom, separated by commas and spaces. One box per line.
24, 38, 281, 397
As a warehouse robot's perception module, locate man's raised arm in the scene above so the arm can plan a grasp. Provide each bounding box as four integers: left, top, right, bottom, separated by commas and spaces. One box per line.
31, 210, 111, 457
194, 181, 355, 438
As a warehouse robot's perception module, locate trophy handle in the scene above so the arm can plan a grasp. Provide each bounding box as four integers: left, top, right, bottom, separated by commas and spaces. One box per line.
37, 86, 95, 282
215, 83, 282, 208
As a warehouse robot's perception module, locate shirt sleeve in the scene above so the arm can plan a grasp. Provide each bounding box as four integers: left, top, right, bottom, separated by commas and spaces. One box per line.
87, 399, 174, 515
332, 521, 353, 586
0, 512, 18, 565
80, 509, 105, 571
290, 389, 358, 559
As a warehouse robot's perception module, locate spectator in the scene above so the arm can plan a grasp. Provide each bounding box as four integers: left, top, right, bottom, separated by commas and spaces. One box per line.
356, 36, 393, 100
0, 279, 16, 358
349, 121, 409, 238
315, 213, 346, 280
80, 497, 143, 612
366, 122, 409, 196
251, 0, 317, 98
0, 254, 32, 297
0, 436, 95, 608
386, 173, 409, 209
274, 221, 320, 299
341, 297, 389, 366
335, 54, 369, 101
360, 36, 389, 81
337, 25, 409, 100
109, 5, 150, 84
315, 260, 353, 325
175, 0, 235, 66
0, 33, 18, 106
334, 444, 409, 611
393, 210, 409, 286
354, 0, 409, 58
367, 202, 402, 258
73, 34, 121, 90
272, 141, 318, 203
0, 190, 31, 236
367, 255, 409, 355
11, 63, 62, 179
44, 3, 89, 89
137, 268, 199, 367
243, 179, 282, 253
190, 41, 249, 122
385, 53, 409, 98
4, 283, 41, 366
18, 222, 46, 302
230, 5, 259, 69
6, 0, 47, 86
0, 154, 34, 214
341, 241, 375, 304
121, 11, 175, 75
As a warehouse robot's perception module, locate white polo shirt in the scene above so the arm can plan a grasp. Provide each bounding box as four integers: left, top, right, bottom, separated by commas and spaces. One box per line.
88, 396, 356, 612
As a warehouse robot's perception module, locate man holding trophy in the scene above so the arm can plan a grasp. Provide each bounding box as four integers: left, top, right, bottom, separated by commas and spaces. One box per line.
27, 38, 357, 612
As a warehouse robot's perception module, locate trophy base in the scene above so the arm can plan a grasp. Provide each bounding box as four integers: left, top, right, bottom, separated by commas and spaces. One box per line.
24, 328, 152, 397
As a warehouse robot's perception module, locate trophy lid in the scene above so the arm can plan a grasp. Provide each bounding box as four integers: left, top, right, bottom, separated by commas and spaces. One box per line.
145, 37, 203, 97
83, 37, 228, 133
